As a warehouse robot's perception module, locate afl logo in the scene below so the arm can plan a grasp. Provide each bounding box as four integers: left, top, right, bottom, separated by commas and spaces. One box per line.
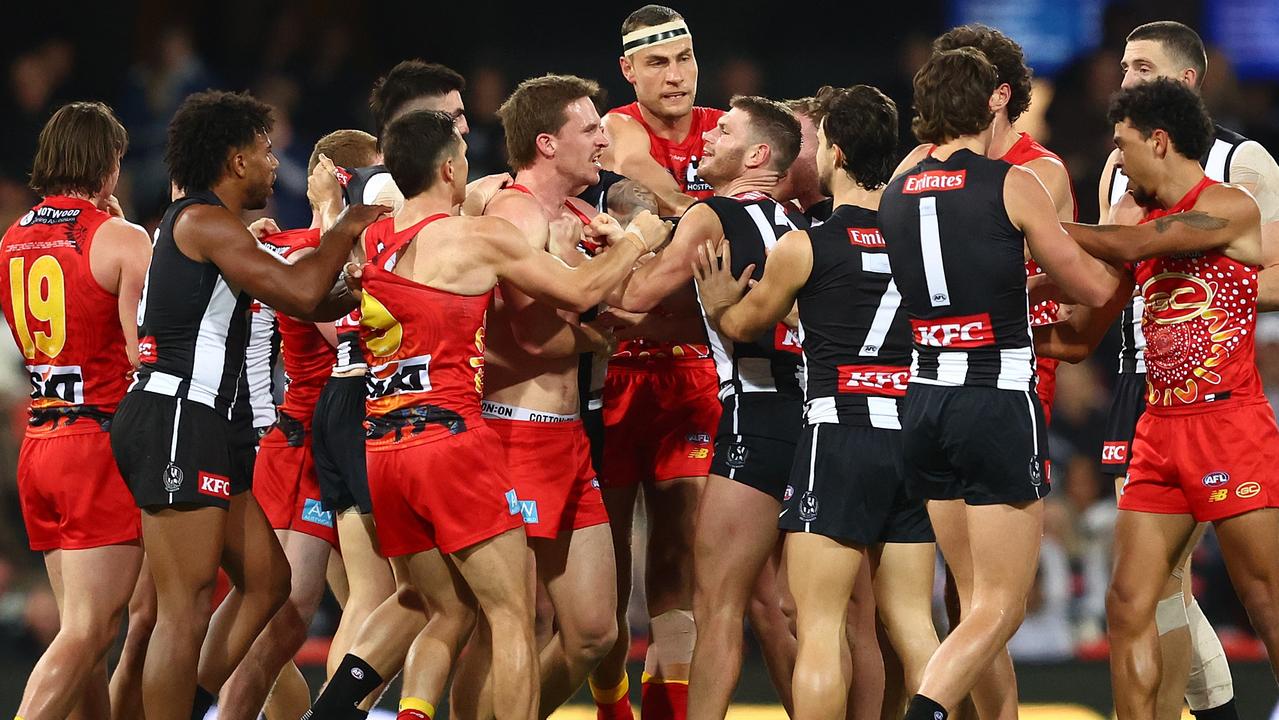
162, 463, 184, 492
17, 211, 34, 227
1142, 272, 1214, 325
1202, 471, 1230, 488
783, 485, 794, 502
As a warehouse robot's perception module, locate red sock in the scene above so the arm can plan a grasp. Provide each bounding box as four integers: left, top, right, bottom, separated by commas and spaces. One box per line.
641, 679, 687, 720
396, 711, 429, 720
596, 696, 635, 720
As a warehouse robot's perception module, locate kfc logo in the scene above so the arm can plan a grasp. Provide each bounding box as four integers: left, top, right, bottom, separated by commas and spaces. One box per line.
774, 324, 802, 355
138, 336, 157, 364
1101, 441, 1129, 465
847, 227, 885, 248
902, 170, 967, 194
838, 364, 910, 397
911, 313, 994, 348
198, 472, 231, 499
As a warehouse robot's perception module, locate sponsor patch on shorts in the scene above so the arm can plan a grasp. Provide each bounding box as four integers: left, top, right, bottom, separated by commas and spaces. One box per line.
301, 498, 334, 528
198, 471, 232, 499
1236, 481, 1261, 499
1202, 471, 1230, 487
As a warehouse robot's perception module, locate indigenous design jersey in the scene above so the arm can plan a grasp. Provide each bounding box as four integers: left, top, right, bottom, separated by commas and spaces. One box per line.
608, 102, 723, 199
1133, 177, 1262, 412
333, 310, 364, 373
608, 102, 725, 365
698, 192, 808, 403
880, 150, 1035, 391
0, 197, 132, 435
1109, 124, 1257, 376
259, 228, 333, 426
132, 190, 252, 419
797, 205, 911, 429
359, 214, 488, 445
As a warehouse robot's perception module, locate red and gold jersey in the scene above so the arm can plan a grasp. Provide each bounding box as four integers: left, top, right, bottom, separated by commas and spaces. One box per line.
608, 102, 723, 200
0, 197, 131, 436
260, 228, 332, 427
1134, 177, 1263, 412
360, 215, 490, 445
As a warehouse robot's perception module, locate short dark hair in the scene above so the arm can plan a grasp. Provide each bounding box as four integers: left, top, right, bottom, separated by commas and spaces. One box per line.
30, 101, 128, 197
369, 60, 466, 137
498, 74, 601, 171
933, 24, 1033, 123
1127, 21, 1208, 87
382, 110, 461, 198
309, 129, 379, 174
729, 95, 802, 173
621, 4, 683, 35
1106, 78, 1212, 161
166, 90, 273, 193
911, 48, 998, 145
815, 86, 899, 190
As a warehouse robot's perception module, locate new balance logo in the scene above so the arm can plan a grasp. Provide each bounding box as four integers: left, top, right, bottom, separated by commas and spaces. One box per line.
911, 313, 994, 348
903, 170, 967, 194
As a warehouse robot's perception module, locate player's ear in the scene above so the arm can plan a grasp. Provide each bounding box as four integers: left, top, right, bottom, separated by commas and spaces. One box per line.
536, 132, 556, 160
1151, 128, 1170, 159
442, 156, 456, 186
990, 83, 1011, 113
747, 143, 771, 170
229, 148, 247, 179
619, 55, 635, 84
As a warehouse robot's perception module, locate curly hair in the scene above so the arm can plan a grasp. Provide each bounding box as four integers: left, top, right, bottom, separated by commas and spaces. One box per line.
933, 24, 1032, 123
166, 90, 273, 193
1106, 77, 1212, 161
911, 48, 998, 145
369, 60, 465, 137
815, 85, 899, 190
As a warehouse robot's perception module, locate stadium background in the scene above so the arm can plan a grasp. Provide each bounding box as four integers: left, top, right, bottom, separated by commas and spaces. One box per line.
1, 0, 1278, 715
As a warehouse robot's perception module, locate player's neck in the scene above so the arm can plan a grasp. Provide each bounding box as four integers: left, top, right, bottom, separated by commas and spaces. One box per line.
830, 174, 880, 211
513, 166, 575, 214
207, 182, 247, 216
794, 187, 827, 211
714, 167, 778, 198
637, 101, 693, 142
397, 191, 453, 228
932, 132, 990, 161
57, 190, 97, 203
1153, 159, 1208, 210
986, 113, 1020, 159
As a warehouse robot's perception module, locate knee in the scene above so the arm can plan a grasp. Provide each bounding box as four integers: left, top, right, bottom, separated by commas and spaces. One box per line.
266, 565, 293, 613
566, 612, 619, 665
1106, 582, 1155, 636
746, 591, 781, 631
56, 615, 120, 657
1233, 577, 1279, 633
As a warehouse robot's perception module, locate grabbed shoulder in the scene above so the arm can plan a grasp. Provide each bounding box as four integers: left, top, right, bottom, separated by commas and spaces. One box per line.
1023, 156, 1074, 219
891, 143, 932, 180
93, 215, 152, 264
1204, 182, 1262, 225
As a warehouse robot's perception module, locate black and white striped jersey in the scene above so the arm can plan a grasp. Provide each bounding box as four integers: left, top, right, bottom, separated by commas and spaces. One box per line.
880, 150, 1035, 391
1107, 125, 1253, 376
697, 193, 808, 411
797, 205, 911, 429
132, 190, 252, 419
342, 164, 397, 207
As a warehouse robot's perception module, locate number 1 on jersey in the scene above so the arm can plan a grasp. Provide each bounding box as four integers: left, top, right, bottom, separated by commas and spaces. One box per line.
9, 255, 67, 359
919, 198, 951, 307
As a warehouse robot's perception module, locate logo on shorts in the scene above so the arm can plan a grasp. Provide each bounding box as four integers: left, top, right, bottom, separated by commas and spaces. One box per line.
591, 478, 600, 489
687, 448, 709, 460
162, 463, 184, 492
1101, 441, 1128, 465
686, 432, 711, 445
1029, 456, 1043, 487
1209, 489, 1229, 503
798, 492, 819, 522
1202, 471, 1231, 488
725, 444, 749, 469
198, 472, 231, 500
1236, 481, 1261, 499
519, 499, 540, 524
302, 498, 334, 528
505, 489, 520, 516
351, 667, 365, 680
783, 485, 794, 502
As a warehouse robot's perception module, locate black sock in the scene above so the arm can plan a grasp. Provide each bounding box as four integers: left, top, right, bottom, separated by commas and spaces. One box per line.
190, 685, 217, 720
1191, 699, 1239, 720
306, 654, 383, 719
904, 694, 948, 720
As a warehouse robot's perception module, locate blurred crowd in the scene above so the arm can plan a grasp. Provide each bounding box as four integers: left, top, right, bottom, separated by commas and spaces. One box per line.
1, 0, 1278, 670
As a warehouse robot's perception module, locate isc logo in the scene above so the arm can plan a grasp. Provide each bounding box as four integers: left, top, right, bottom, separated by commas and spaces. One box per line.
837, 364, 909, 397
1101, 441, 1128, 464
367, 354, 433, 398
910, 313, 994, 348
27, 364, 84, 404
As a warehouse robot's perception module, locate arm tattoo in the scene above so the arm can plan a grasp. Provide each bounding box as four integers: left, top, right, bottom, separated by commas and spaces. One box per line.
1152, 211, 1229, 233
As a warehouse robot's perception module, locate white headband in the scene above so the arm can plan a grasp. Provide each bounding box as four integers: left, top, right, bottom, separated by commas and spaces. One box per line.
622, 20, 691, 56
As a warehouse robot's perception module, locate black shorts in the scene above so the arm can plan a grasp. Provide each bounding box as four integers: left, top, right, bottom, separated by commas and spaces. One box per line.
1100, 371, 1146, 475
900, 384, 1050, 505
312, 375, 370, 514
709, 393, 802, 502
110, 391, 255, 511
781, 424, 933, 546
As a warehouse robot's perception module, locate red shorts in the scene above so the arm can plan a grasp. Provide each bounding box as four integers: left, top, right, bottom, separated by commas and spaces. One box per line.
1121, 400, 1279, 522
1035, 356, 1058, 425
486, 417, 608, 539
253, 429, 337, 547
601, 360, 721, 487
366, 425, 523, 557
19, 428, 140, 551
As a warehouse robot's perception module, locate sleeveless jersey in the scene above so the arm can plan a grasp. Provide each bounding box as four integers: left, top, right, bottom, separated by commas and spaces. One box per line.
359, 215, 489, 445
341, 164, 397, 207
608, 102, 722, 200
260, 228, 333, 425
1133, 177, 1262, 412
698, 192, 808, 406
880, 150, 1035, 391
1109, 124, 1257, 376
797, 205, 911, 430
333, 310, 365, 373
243, 296, 278, 428
1, 197, 132, 435
132, 191, 252, 419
